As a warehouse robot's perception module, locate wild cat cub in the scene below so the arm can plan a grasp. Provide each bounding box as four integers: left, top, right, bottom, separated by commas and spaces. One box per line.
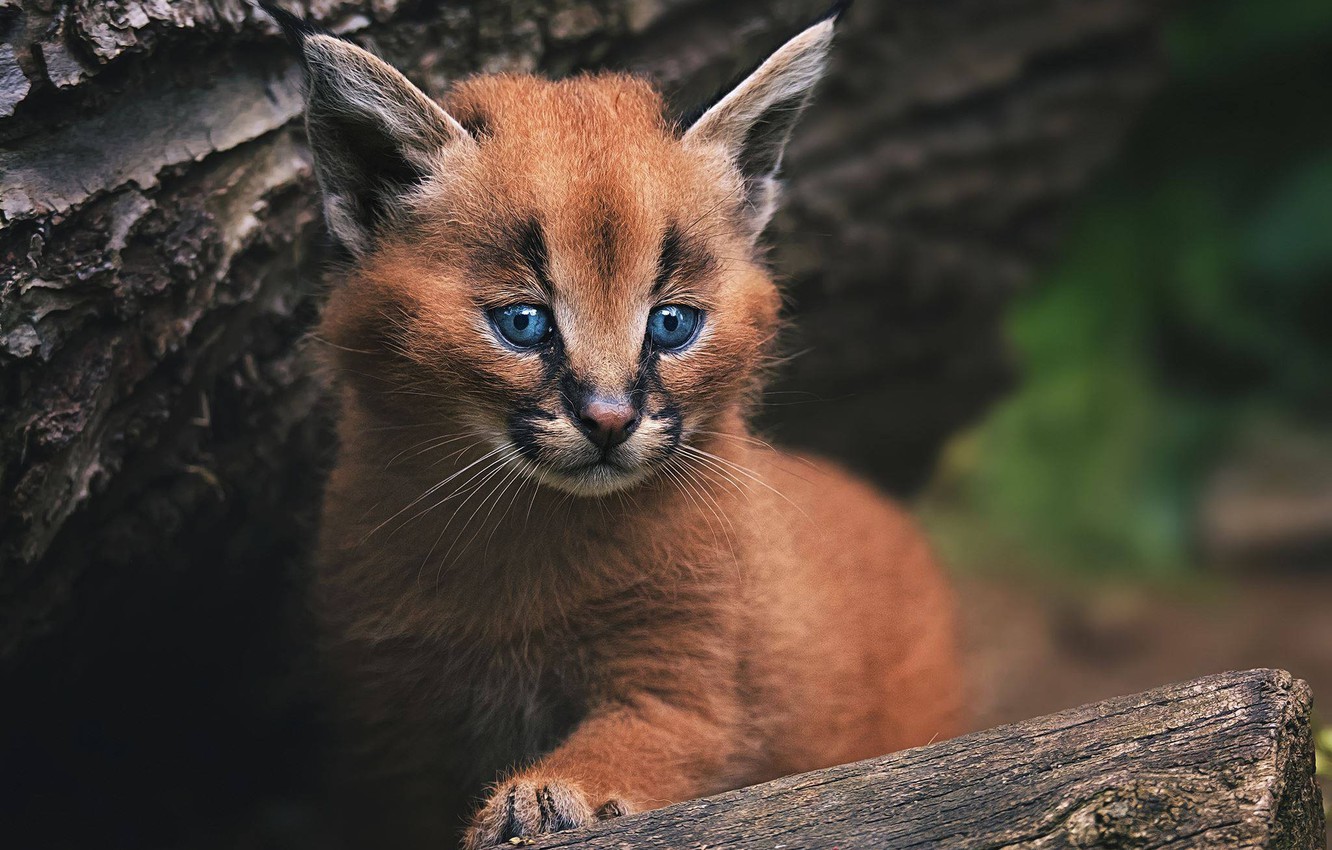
266, 3, 960, 847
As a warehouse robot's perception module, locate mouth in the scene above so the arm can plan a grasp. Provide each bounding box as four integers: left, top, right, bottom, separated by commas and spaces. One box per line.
521, 451, 651, 497
566, 454, 627, 473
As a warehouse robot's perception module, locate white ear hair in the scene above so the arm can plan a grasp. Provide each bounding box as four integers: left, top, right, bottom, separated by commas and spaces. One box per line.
300, 35, 472, 156
684, 14, 839, 238
298, 34, 476, 255
262, 0, 475, 255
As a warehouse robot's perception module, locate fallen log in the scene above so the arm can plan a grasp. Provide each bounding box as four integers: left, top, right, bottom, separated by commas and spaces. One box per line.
539, 668, 1325, 850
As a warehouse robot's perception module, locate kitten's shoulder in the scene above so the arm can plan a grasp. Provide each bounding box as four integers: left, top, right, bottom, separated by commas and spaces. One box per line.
752, 444, 932, 554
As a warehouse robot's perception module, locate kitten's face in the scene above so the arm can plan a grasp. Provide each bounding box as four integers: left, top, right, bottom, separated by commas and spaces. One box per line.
297, 10, 837, 496
327, 76, 780, 496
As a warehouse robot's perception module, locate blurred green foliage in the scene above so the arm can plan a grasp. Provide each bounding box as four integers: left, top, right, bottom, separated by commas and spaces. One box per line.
935, 0, 1332, 573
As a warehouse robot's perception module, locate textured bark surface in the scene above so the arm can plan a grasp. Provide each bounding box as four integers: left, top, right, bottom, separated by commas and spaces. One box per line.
0, 1, 1161, 846
540, 669, 1326, 850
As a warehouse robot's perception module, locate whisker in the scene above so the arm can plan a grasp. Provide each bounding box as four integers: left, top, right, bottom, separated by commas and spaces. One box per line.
657, 459, 718, 563
522, 469, 543, 532
694, 430, 820, 478
667, 455, 741, 575
363, 420, 457, 433
431, 450, 525, 584
482, 463, 535, 560
385, 432, 480, 469
678, 444, 809, 520
303, 333, 380, 355
428, 441, 491, 468
405, 450, 515, 534
415, 449, 522, 588
363, 444, 508, 543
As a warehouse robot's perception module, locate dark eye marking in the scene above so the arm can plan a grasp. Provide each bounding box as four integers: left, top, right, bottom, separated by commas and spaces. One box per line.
653, 225, 715, 296
515, 218, 550, 284
647, 402, 684, 459
557, 371, 595, 424
468, 216, 551, 290
508, 406, 557, 463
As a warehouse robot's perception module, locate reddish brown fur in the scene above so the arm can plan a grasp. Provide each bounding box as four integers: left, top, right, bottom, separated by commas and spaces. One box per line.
313, 70, 961, 849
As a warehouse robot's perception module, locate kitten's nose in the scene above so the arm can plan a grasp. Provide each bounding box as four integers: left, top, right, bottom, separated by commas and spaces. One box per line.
576, 396, 640, 450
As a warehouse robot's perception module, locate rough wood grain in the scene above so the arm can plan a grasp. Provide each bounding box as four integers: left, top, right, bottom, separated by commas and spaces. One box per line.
536, 669, 1326, 850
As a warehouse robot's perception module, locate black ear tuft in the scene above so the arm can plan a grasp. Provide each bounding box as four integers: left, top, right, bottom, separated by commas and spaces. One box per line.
680, 3, 848, 132
820, 0, 854, 25
255, 1, 326, 52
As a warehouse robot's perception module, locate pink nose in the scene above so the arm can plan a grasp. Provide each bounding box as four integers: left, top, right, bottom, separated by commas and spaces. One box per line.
577, 397, 640, 450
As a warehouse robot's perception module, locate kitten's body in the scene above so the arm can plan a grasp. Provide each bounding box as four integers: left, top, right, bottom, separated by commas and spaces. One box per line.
268, 5, 961, 847
320, 406, 959, 846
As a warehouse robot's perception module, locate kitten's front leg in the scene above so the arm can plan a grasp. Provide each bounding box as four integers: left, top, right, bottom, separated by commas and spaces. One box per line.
462, 777, 624, 848
462, 694, 738, 848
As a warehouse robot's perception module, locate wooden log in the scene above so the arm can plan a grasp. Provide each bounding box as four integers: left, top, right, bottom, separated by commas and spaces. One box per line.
537, 669, 1326, 850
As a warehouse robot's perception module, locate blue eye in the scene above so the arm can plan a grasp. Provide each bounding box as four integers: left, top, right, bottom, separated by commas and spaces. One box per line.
647, 304, 701, 350
489, 303, 553, 348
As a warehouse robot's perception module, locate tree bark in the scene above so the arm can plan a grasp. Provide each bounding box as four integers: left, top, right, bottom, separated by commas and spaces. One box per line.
0, 1, 1162, 846
539, 669, 1326, 850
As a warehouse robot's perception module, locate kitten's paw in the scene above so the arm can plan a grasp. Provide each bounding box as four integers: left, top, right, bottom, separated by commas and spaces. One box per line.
464, 779, 628, 848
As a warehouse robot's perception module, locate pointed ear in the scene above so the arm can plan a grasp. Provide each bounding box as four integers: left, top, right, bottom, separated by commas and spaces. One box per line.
683, 7, 843, 237
264, 4, 473, 255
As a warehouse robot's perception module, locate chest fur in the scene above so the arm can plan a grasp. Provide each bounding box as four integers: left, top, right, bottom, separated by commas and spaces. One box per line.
420, 625, 592, 793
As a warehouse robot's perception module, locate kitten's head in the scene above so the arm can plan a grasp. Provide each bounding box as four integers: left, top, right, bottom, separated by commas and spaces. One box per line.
277, 4, 843, 496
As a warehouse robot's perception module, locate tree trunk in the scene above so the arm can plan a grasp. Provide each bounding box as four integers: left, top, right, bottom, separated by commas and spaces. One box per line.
542, 669, 1327, 850
0, 1, 1161, 846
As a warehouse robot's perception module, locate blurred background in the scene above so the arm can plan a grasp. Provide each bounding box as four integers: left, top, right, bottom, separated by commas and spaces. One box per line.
913, 0, 1332, 767
0, 0, 1329, 846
